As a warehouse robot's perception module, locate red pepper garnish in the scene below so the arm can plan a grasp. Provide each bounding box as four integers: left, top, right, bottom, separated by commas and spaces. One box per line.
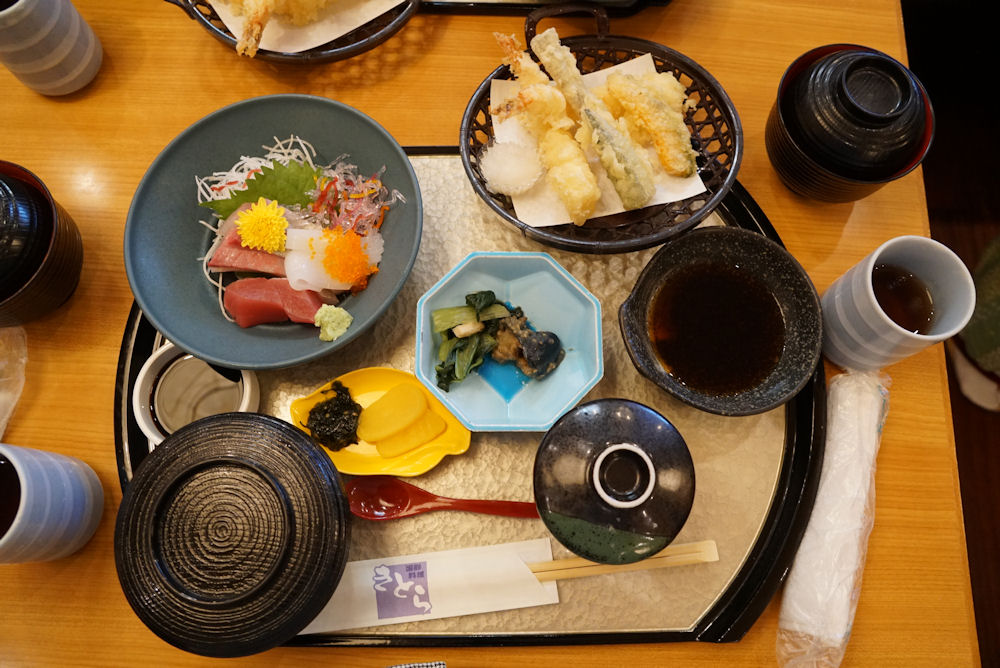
312, 178, 337, 213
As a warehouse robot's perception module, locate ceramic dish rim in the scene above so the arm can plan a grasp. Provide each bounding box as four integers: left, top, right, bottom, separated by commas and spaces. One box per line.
414, 250, 604, 431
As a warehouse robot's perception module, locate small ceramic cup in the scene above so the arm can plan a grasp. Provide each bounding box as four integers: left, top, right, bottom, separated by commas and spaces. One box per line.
0, 161, 84, 326
0, 442, 103, 563
0, 0, 103, 96
765, 44, 934, 202
821, 235, 976, 371
132, 342, 260, 446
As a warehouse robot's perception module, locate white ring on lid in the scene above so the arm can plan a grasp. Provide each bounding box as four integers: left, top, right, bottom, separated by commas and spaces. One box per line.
591, 442, 656, 509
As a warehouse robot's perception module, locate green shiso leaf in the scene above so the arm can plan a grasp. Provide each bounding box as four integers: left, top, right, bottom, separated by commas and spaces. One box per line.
200, 160, 321, 219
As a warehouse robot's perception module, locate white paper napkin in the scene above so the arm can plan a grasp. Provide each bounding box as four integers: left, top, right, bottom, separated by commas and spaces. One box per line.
777, 371, 890, 666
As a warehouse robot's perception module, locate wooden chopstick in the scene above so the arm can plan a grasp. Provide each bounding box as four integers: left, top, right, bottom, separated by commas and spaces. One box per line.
528, 540, 719, 582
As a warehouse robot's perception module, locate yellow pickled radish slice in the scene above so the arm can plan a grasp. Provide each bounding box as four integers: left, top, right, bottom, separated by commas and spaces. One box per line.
375, 410, 447, 458
357, 383, 427, 443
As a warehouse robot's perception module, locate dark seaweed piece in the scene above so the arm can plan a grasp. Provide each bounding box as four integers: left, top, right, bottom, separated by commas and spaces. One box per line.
305, 381, 362, 451
465, 290, 498, 314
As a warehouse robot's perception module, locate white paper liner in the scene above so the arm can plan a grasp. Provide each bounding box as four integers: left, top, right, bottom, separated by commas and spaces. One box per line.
209, 0, 406, 54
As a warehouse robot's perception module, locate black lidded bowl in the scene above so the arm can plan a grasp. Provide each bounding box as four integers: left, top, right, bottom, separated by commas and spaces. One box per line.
460, 3, 743, 254
114, 412, 350, 658
765, 43, 934, 202
0, 160, 83, 326
618, 226, 822, 416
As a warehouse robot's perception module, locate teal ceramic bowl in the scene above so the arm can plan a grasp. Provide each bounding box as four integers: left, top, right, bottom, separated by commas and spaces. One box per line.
415, 252, 603, 432
124, 94, 421, 370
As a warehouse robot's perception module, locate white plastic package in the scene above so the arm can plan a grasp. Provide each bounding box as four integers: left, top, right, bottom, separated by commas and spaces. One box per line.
776, 370, 890, 667
0, 326, 27, 439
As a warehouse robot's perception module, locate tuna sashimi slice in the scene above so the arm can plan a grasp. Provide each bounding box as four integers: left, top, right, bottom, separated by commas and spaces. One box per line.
223, 277, 322, 328
208, 227, 286, 277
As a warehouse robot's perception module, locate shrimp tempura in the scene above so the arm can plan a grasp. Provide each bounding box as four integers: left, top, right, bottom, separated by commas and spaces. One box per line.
490, 33, 599, 225
233, 0, 335, 57
235, 0, 272, 57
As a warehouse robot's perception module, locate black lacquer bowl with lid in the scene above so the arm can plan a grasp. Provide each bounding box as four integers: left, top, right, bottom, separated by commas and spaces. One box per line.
765, 43, 934, 202
0, 160, 83, 326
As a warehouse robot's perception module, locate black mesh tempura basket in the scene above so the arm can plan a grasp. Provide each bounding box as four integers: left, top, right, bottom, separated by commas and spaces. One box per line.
460, 3, 743, 254
164, 0, 420, 64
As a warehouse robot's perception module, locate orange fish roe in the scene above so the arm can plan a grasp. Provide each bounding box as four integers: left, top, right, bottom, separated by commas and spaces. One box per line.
322, 228, 377, 287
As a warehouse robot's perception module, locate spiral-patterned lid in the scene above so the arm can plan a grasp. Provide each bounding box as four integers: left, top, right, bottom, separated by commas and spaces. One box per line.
114, 412, 350, 657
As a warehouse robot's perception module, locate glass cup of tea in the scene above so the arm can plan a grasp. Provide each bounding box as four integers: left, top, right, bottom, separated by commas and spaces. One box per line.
821, 235, 976, 371
0, 443, 103, 563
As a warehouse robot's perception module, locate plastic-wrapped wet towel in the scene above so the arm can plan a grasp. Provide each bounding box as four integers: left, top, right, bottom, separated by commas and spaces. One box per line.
0, 327, 27, 438
777, 371, 890, 667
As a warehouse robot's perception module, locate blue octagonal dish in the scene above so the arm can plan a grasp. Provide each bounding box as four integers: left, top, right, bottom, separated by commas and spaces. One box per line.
415, 251, 603, 432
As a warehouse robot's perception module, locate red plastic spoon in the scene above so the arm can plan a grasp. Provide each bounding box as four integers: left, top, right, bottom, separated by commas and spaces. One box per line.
345, 475, 539, 520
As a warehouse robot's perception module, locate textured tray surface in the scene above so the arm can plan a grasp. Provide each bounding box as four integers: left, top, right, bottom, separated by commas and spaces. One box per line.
262, 156, 784, 635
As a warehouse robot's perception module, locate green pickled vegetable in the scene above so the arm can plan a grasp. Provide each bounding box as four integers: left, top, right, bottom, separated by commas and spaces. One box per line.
454, 334, 481, 381
431, 305, 477, 332
477, 303, 511, 321
438, 335, 461, 363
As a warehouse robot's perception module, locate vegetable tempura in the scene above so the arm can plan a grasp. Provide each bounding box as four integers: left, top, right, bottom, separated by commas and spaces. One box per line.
529, 28, 656, 210
600, 72, 699, 177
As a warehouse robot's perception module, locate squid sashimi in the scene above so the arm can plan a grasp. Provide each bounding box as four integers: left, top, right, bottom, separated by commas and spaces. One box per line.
223, 277, 324, 328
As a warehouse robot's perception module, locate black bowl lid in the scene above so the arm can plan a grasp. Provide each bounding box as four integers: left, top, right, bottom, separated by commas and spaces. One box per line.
783, 46, 930, 181
534, 399, 695, 565
114, 412, 350, 657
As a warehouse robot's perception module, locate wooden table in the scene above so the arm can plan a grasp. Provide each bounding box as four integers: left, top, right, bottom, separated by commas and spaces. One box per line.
0, 0, 979, 665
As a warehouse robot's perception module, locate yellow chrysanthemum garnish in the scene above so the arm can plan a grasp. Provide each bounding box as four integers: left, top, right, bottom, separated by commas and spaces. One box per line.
236, 197, 287, 253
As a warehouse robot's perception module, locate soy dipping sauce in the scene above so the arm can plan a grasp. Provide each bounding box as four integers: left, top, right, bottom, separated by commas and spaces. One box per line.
649, 261, 785, 395
872, 263, 935, 334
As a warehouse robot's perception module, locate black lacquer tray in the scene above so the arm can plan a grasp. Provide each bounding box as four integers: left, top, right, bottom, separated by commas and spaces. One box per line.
163, 0, 420, 64
460, 4, 743, 254
115, 148, 824, 647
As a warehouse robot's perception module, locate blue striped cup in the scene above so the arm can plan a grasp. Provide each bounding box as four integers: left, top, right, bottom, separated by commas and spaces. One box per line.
0, 0, 102, 96
0, 443, 103, 563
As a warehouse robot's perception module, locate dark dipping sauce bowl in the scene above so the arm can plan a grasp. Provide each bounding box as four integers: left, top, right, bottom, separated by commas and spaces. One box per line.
0, 160, 83, 326
765, 44, 934, 202
619, 227, 822, 416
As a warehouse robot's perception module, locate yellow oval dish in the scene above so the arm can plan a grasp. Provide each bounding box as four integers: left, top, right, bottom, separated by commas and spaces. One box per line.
289, 367, 471, 476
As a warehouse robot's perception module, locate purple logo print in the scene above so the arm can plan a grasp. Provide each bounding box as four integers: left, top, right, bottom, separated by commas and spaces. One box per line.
372, 561, 432, 619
